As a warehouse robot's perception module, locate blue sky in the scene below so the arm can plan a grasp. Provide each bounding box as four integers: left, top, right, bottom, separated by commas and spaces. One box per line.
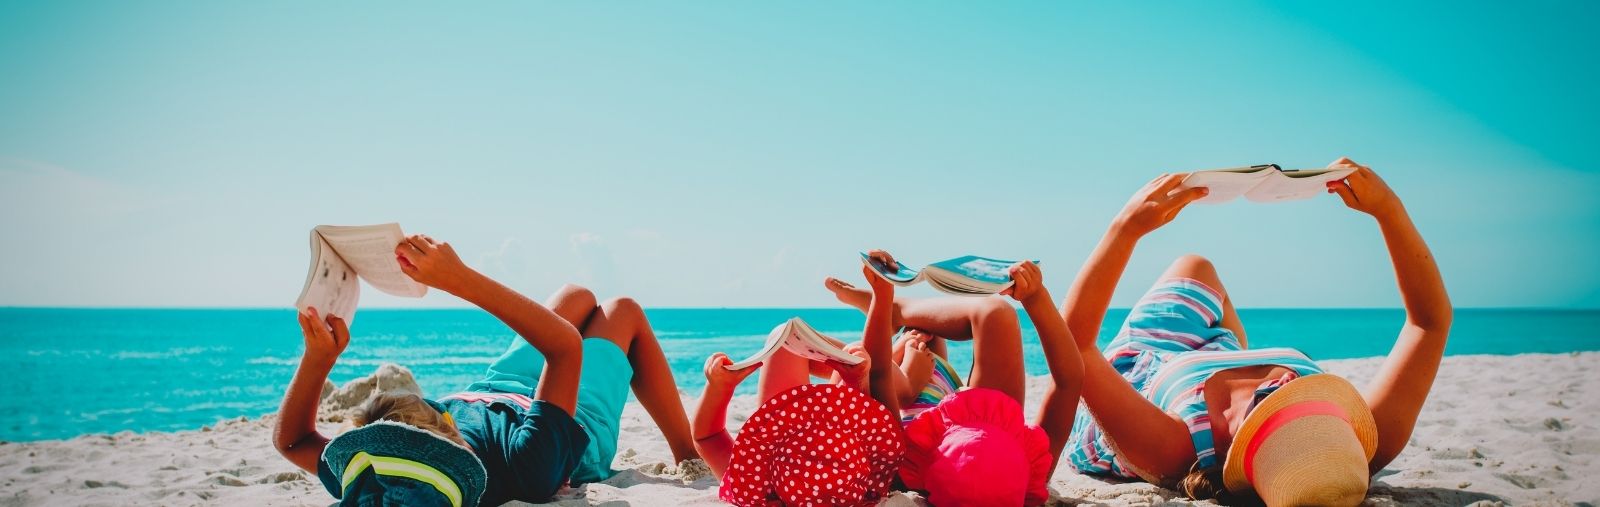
1, 2, 1596, 309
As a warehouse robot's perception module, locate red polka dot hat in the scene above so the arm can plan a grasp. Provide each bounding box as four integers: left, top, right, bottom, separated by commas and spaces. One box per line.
719, 384, 906, 507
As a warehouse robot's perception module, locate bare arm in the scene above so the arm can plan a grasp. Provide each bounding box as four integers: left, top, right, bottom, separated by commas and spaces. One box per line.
1004, 262, 1084, 468
397, 234, 584, 415
1327, 160, 1453, 471
860, 256, 903, 415
693, 353, 760, 480
1058, 174, 1210, 483
273, 307, 350, 474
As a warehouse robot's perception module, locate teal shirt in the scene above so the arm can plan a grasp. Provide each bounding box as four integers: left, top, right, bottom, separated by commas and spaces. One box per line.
439, 397, 589, 505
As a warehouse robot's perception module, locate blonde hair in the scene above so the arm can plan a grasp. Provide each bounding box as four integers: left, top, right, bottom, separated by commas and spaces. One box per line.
355, 392, 469, 449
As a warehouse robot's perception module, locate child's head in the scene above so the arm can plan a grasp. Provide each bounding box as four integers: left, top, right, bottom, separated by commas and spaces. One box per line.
719, 384, 904, 506
901, 388, 1051, 507
355, 392, 469, 449
1216, 374, 1377, 506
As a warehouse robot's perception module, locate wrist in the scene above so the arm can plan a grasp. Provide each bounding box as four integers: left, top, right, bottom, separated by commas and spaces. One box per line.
1370, 201, 1409, 223
1107, 218, 1145, 242
1020, 291, 1055, 310
299, 354, 337, 372
702, 382, 739, 399
440, 268, 488, 298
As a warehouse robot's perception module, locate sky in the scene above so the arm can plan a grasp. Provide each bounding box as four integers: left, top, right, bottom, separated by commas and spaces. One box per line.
1, 1, 1596, 309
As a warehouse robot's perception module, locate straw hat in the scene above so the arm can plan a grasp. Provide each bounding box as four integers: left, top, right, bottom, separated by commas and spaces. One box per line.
1222, 374, 1378, 507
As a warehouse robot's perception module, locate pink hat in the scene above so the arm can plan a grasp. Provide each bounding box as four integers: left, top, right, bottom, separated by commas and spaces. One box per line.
900, 388, 1052, 507
720, 384, 905, 507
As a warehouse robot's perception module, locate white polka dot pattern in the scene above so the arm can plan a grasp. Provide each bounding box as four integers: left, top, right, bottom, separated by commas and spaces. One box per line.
719, 384, 906, 507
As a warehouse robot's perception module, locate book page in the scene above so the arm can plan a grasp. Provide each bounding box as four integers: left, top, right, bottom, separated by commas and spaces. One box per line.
1182, 165, 1278, 204
725, 321, 790, 370
928, 276, 1004, 296
314, 224, 428, 298
1243, 167, 1356, 203
294, 232, 361, 323
785, 318, 862, 365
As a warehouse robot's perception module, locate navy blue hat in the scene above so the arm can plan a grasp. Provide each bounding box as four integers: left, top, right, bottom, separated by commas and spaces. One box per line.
318, 420, 488, 507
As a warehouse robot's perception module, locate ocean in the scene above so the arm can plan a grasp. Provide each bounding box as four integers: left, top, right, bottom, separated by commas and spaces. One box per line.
2, 307, 1597, 442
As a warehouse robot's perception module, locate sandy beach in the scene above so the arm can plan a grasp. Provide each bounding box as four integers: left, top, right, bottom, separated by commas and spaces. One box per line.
2, 352, 1594, 506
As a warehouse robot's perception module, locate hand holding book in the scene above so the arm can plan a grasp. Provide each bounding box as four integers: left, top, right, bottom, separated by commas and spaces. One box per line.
1324, 158, 1403, 219
294, 223, 429, 325
1114, 173, 1210, 238
861, 251, 1037, 296
703, 352, 760, 393
394, 234, 473, 294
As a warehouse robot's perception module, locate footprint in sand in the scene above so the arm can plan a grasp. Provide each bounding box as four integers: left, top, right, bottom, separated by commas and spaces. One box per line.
1493, 472, 1551, 490
206, 472, 249, 487
258, 471, 305, 484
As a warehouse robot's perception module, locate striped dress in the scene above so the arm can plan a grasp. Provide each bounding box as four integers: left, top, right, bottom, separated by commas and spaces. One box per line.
1065, 278, 1326, 478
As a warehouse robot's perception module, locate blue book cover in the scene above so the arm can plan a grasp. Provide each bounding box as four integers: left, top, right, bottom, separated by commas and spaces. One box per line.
925, 255, 1021, 285
860, 252, 1033, 295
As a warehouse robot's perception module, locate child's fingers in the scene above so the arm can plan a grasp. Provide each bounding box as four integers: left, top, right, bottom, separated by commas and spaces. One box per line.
1151, 173, 1186, 195
326, 315, 350, 348
733, 361, 762, 379
1329, 179, 1360, 208
405, 235, 432, 255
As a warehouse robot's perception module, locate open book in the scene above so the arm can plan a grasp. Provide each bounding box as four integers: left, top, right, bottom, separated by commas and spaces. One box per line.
1182, 164, 1356, 204
725, 317, 863, 370
861, 253, 1027, 296
294, 223, 428, 324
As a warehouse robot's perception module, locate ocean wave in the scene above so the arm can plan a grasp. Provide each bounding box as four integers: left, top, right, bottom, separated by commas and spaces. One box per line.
246, 356, 494, 367
111, 346, 226, 360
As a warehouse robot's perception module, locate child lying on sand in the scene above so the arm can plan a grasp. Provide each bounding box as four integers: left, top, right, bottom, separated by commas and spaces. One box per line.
1060, 158, 1453, 506
273, 234, 698, 507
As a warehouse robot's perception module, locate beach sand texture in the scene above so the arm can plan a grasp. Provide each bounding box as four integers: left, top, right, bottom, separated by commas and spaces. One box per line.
2, 353, 1594, 506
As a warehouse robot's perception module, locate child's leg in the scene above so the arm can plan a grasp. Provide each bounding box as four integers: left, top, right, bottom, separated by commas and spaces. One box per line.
961, 297, 1027, 403
581, 296, 699, 463
545, 283, 600, 330
1157, 254, 1247, 347
756, 347, 812, 404
899, 339, 935, 405
827, 277, 999, 347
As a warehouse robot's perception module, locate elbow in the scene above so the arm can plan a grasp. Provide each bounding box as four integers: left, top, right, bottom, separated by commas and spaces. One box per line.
1052, 359, 1085, 391
1410, 301, 1454, 333
539, 326, 587, 360
271, 433, 302, 461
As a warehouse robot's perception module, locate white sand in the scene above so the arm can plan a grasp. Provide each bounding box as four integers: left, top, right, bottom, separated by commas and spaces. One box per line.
2, 353, 1595, 506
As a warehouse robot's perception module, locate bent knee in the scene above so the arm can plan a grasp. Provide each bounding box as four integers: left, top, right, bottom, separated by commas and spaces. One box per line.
974, 297, 1019, 326
1163, 254, 1219, 281
1170, 254, 1214, 273
601, 296, 644, 314
554, 283, 597, 305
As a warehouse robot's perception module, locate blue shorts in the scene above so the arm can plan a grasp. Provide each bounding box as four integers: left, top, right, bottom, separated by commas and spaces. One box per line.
467, 337, 633, 484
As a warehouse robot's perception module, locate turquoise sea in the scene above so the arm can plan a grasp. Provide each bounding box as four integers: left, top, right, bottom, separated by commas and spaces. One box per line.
3, 308, 1597, 442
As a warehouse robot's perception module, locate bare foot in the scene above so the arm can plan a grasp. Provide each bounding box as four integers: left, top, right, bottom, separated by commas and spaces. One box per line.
899, 339, 937, 404
824, 277, 873, 313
